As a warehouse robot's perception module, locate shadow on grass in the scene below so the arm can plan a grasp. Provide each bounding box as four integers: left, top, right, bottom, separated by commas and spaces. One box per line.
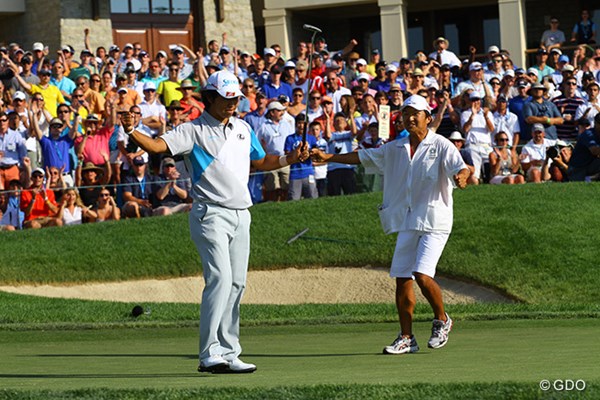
0, 373, 201, 379
33, 354, 196, 359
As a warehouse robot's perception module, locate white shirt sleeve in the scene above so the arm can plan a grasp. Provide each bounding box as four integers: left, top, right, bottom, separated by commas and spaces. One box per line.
161, 123, 195, 156
358, 146, 386, 175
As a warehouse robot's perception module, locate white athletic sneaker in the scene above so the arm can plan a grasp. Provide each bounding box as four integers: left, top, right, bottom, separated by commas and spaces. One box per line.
198, 354, 229, 373
428, 312, 453, 349
383, 335, 419, 355
226, 358, 257, 373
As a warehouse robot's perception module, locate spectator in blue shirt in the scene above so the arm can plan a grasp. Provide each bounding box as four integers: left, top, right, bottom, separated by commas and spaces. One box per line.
284, 114, 318, 200
261, 66, 293, 100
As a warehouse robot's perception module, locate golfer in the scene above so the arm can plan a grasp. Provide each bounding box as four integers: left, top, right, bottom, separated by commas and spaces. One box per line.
312, 95, 469, 354
121, 70, 308, 374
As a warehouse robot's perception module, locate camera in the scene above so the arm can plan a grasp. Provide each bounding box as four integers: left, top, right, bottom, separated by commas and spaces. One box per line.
546, 142, 573, 160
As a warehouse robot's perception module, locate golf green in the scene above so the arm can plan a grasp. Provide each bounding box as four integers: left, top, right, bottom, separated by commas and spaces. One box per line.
1, 319, 598, 391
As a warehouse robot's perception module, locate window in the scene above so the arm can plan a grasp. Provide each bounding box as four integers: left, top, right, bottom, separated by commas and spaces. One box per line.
110, 0, 190, 14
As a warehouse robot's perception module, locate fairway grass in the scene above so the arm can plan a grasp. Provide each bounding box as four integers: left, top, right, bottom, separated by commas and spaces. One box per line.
1, 319, 598, 398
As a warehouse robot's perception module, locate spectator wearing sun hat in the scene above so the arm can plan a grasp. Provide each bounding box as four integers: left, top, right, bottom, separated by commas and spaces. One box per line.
429, 37, 461, 68
177, 79, 204, 121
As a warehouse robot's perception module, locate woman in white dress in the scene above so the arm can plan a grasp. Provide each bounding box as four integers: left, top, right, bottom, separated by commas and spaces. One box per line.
58, 188, 97, 225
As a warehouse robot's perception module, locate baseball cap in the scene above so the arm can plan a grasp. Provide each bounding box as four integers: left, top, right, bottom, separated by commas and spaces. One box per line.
267, 101, 286, 111
132, 155, 145, 166
295, 60, 308, 71
270, 66, 282, 74
264, 48, 276, 57
389, 83, 401, 92
284, 60, 296, 69
32, 167, 45, 177
448, 131, 465, 141
124, 43, 134, 50
277, 94, 290, 104
515, 67, 526, 75
497, 94, 507, 102
109, 44, 120, 52
385, 64, 398, 73
516, 79, 528, 88
527, 67, 539, 77
401, 95, 431, 113
157, 50, 167, 58
12, 91, 26, 101
487, 45, 500, 54
49, 118, 63, 127
116, 73, 127, 81
532, 123, 545, 132
582, 71, 595, 80
117, 87, 128, 94
537, 48, 548, 54
503, 69, 515, 78
550, 48, 563, 55
325, 59, 340, 69
357, 72, 371, 82
469, 91, 482, 100
529, 82, 547, 91
38, 69, 51, 76
162, 157, 176, 167
372, 49, 380, 55
356, 58, 367, 66
469, 62, 483, 71
412, 68, 424, 77
86, 114, 100, 121
204, 70, 243, 99
143, 81, 156, 91
321, 95, 333, 104
562, 64, 575, 72
558, 55, 569, 63
219, 45, 230, 54
32, 42, 44, 51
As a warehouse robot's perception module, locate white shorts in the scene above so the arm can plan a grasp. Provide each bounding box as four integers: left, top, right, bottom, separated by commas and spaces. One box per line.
390, 230, 450, 278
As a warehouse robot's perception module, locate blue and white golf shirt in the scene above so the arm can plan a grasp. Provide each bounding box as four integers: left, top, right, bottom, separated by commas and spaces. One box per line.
162, 112, 266, 210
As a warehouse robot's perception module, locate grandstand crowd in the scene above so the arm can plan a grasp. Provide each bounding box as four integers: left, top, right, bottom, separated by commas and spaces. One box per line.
1, 10, 600, 230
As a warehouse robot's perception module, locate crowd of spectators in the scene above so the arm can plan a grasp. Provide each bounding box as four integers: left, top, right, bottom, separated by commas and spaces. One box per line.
1, 9, 600, 230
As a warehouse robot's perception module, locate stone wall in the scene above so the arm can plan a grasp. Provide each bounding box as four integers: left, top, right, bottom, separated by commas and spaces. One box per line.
0, 0, 112, 55
0, 0, 61, 51
203, 0, 256, 54
60, 0, 113, 55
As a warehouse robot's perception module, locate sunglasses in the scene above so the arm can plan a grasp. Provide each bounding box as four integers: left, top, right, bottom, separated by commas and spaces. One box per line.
132, 112, 142, 115
310, 97, 321, 100
169, 68, 179, 72
100, 193, 110, 197
0, 118, 8, 122
58, 110, 70, 114
243, 84, 254, 88
497, 138, 509, 142
77, 82, 87, 86
91, 79, 101, 82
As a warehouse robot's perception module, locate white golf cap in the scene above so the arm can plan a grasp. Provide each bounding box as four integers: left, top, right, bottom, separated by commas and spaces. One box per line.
357, 72, 371, 81
264, 48, 276, 57
143, 81, 156, 91
503, 69, 515, 78
124, 43, 134, 49
527, 67, 539, 77
385, 64, 398, 73
284, 60, 296, 68
356, 58, 367, 66
117, 87, 128, 93
33, 167, 45, 176
32, 42, 44, 51
12, 91, 26, 101
469, 62, 483, 71
157, 50, 167, 58
205, 70, 243, 99
487, 45, 500, 53
562, 64, 575, 72
448, 131, 465, 141
172, 46, 184, 53
267, 101, 286, 111
401, 95, 431, 113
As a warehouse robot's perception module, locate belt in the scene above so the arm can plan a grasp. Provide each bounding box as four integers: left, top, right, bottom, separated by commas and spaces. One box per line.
0, 164, 18, 170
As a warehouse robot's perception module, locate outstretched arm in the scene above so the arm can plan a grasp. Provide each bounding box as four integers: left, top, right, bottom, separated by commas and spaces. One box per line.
310, 148, 361, 165
121, 112, 170, 154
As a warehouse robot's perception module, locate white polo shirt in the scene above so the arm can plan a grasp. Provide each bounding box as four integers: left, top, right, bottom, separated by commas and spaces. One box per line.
162, 112, 265, 209
359, 131, 466, 234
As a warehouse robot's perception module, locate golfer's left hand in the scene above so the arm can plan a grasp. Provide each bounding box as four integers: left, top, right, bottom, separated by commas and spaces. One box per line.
292, 142, 309, 163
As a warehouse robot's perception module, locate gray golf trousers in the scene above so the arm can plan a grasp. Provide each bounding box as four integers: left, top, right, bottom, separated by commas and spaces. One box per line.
189, 202, 251, 362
